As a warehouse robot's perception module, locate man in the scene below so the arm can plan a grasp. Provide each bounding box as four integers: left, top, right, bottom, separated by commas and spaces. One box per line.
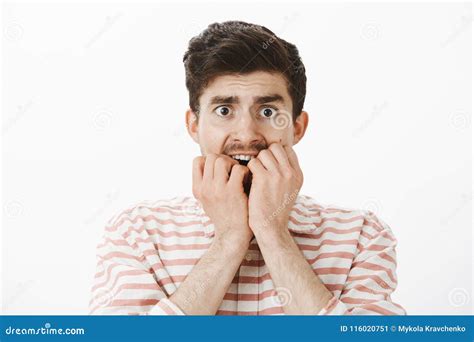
89, 21, 405, 315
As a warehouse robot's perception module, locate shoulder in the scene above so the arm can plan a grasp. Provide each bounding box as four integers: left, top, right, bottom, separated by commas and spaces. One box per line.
104, 196, 198, 236
293, 195, 397, 242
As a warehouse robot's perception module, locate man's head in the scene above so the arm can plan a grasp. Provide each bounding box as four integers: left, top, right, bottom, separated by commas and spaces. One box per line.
183, 20, 308, 163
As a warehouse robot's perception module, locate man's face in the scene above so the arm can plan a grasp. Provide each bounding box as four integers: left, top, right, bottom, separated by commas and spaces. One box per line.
187, 71, 308, 164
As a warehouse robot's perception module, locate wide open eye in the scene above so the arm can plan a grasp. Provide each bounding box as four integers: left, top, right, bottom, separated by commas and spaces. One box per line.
259, 107, 277, 118
214, 106, 233, 117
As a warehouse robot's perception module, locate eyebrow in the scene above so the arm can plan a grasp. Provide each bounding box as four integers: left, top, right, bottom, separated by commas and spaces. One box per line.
208, 94, 285, 106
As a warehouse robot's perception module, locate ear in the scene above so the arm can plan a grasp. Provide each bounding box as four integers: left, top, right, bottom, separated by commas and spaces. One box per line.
185, 109, 199, 143
293, 111, 309, 145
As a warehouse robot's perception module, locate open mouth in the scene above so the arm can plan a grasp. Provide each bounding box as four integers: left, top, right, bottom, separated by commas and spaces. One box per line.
231, 154, 254, 167
229, 154, 254, 195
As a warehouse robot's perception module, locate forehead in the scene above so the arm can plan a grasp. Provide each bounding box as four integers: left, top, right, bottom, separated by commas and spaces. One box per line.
200, 71, 291, 106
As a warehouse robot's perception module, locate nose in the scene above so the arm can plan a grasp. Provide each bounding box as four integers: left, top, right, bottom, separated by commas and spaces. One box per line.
231, 111, 263, 145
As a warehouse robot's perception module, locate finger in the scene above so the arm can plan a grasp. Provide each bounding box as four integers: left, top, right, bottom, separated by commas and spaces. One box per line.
268, 143, 291, 168
228, 164, 249, 189
256, 149, 279, 172
214, 155, 238, 183
203, 154, 218, 182
192, 156, 205, 197
247, 157, 266, 175
283, 145, 301, 170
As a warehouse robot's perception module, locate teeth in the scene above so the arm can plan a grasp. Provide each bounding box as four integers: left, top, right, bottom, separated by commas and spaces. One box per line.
232, 155, 253, 161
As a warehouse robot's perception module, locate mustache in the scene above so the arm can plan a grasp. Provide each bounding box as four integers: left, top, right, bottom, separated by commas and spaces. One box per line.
222, 141, 267, 155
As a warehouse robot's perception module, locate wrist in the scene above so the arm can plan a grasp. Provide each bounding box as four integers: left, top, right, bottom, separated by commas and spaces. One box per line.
253, 224, 292, 249
211, 233, 250, 255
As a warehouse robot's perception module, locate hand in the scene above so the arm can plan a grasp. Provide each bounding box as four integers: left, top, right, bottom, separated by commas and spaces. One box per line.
247, 144, 304, 236
192, 154, 253, 249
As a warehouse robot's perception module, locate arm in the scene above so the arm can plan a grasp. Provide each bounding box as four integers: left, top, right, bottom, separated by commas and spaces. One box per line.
248, 143, 328, 314
168, 236, 248, 315
89, 214, 249, 315
90, 154, 252, 315
255, 214, 406, 315
171, 154, 254, 314
254, 227, 333, 314
89, 214, 248, 315
247, 143, 405, 315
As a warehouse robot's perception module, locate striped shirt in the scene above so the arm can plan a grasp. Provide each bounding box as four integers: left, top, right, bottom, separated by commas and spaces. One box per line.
89, 195, 405, 315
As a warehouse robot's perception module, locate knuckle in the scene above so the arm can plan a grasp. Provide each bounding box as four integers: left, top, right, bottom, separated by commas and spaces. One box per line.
215, 157, 227, 168
205, 153, 217, 163
282, 169, 293, 180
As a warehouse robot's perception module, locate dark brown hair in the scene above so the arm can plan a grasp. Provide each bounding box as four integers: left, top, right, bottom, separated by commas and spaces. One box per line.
183, 21, 306, 120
